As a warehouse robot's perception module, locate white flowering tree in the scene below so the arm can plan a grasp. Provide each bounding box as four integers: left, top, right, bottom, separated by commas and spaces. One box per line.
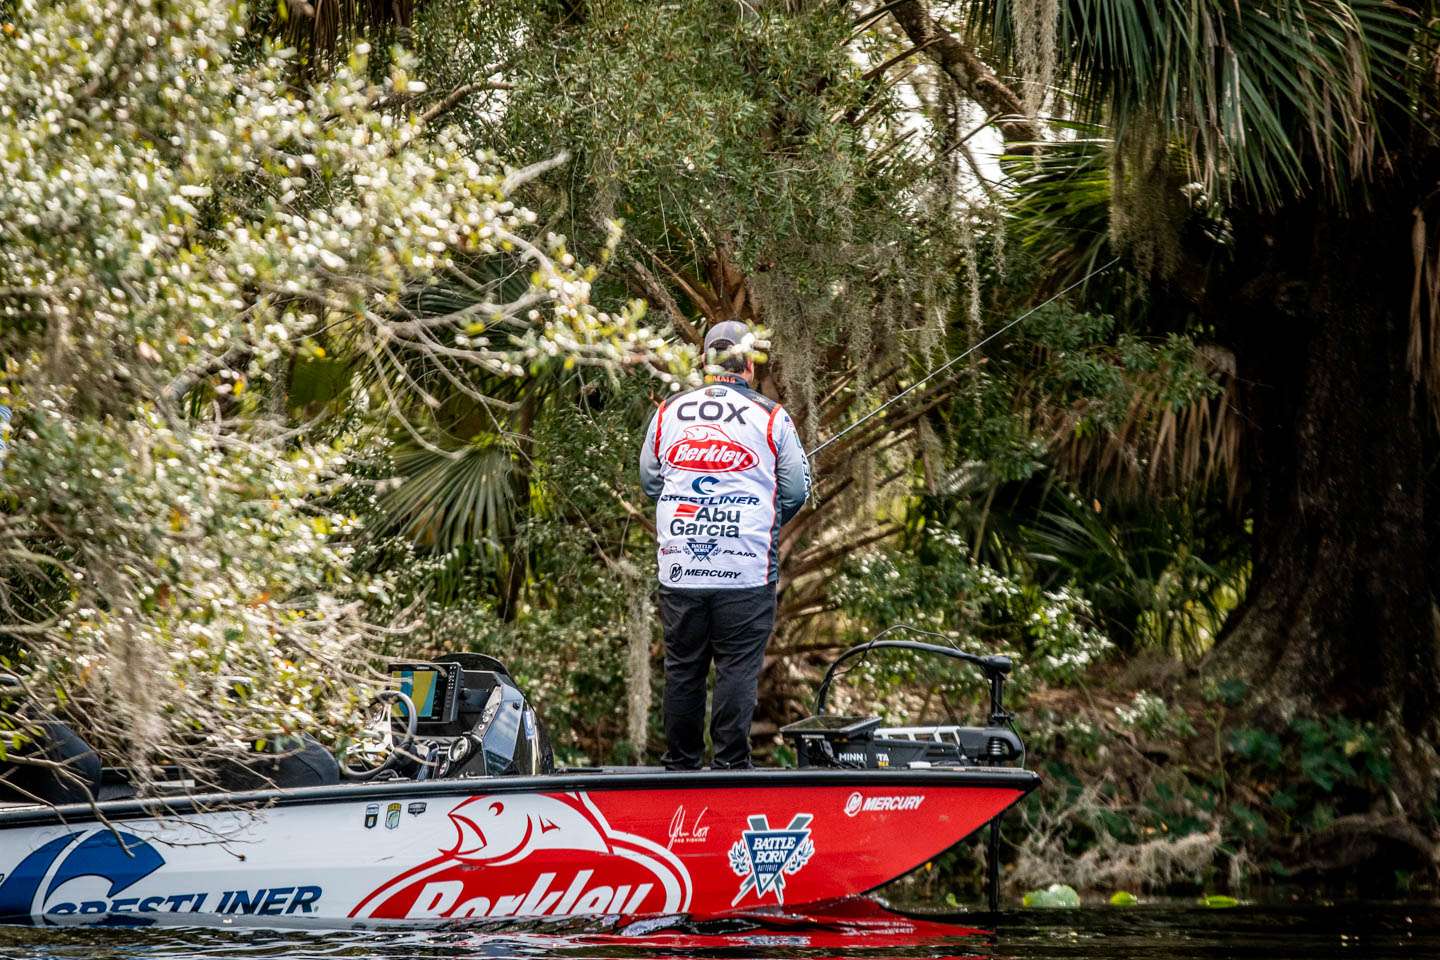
0, 0, 695, 793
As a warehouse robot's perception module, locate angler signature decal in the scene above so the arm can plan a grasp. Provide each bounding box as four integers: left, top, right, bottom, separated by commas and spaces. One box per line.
666, 805, 710, 848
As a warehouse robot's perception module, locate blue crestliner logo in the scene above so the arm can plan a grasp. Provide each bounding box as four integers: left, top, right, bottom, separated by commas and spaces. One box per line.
728, 814, 814, 906
0, 831, 163, 922
0, 829, 322, 923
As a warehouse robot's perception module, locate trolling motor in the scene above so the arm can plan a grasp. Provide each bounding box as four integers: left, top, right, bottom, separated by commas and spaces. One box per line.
778, 631, 1027, 913
780, 638, 1023, 770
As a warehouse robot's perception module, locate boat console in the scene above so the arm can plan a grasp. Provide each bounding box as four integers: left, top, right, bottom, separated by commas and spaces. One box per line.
343, 653, 553, 782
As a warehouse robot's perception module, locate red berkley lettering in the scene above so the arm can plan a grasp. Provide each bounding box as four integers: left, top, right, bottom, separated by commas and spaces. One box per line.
664, 426, 758, 473
408, 872, 655, 919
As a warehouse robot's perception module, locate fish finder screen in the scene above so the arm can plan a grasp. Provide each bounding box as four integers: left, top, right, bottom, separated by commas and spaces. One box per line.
391, 667, 446, 721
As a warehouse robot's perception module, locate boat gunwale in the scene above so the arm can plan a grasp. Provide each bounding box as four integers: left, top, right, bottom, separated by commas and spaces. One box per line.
0, 765, 1039, 829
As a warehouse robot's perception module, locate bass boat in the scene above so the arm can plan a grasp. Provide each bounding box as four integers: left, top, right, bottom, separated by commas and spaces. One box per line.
0, 637, 1037, 926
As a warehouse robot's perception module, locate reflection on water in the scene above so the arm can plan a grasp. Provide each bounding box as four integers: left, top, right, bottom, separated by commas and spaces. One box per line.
1, 903, 1437, 960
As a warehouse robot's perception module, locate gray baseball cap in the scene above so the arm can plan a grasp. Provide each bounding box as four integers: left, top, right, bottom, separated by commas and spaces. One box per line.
704, 320, 750, 351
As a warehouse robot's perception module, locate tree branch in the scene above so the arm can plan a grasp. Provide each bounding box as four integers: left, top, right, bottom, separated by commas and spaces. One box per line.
160, 342, 249, 404
418, 79, 513, 128
501, 151, 571, 196
622, 252, 703, 346
890, 0, 1041, 147
788, 522, 903, 581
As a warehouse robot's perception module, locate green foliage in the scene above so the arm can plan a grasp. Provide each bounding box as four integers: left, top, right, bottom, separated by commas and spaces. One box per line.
1021, 492, 1248, 656
1231, 715, 1391, 795
378, 444, 517, 553
504, 0, 872, 266
832, 525, 1112, 695
0, 0, 692, 782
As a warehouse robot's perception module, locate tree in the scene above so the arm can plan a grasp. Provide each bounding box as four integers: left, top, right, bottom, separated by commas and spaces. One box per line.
0, 0, 690, 789
962, 1, 1440, 763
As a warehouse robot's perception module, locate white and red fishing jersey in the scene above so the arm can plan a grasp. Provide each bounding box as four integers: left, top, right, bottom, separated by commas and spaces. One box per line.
639, 375, 811, 589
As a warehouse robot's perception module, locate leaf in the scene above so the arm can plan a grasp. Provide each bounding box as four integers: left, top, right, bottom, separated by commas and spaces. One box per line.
1200, 894, 1239, 909
1023, 884, 1081, 908
1109, 891, 1139, 906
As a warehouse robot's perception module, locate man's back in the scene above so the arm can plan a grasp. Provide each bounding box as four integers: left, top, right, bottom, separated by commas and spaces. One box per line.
640, 376, 809, 589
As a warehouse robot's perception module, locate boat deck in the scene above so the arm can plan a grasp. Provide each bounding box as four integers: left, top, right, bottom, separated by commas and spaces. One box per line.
0, 764, 1039, 828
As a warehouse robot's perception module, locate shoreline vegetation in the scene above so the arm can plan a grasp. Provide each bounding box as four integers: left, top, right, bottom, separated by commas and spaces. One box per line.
3, 0, 1439, 904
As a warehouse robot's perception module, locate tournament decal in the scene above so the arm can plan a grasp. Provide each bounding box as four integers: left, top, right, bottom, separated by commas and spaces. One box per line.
350, 792, 692, 920
663, 426, 758, 473
728, 814, 814, 905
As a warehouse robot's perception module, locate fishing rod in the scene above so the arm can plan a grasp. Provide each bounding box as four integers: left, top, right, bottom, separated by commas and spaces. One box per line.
809, 257, 1122, 459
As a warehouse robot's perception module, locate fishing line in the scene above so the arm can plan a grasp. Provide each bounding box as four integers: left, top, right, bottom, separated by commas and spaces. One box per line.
809, 257, 1122, 458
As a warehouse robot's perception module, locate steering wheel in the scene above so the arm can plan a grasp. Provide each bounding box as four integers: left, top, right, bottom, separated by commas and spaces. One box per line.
339, 690, 417, 781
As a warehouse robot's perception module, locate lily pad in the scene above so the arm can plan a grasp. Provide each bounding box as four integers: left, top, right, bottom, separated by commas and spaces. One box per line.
1200, 894, 1240, 909
1022, 884, 1081, 908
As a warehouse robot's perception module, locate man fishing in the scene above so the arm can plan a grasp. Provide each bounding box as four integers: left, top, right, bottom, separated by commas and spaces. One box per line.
639, 321, 811, 769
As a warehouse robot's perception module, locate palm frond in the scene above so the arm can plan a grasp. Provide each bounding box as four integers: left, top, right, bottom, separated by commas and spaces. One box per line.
1021, 336, 1243, 502
1021, 490, 1249, 656
966, 0, 1420, 207
377, 444, 517, 554
1003, 126, 1115, 283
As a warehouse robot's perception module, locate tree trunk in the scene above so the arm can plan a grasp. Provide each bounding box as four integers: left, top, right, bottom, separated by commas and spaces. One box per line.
1215, 196, 1440, 746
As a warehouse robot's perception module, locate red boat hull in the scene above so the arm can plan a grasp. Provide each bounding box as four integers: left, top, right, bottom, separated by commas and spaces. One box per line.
348, 776, 1032, 920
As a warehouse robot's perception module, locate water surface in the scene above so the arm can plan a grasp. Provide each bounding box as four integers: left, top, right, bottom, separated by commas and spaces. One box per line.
1, 903, 1436, 959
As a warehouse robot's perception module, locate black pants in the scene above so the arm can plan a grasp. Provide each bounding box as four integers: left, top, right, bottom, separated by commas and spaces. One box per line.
658, 583, 776, 770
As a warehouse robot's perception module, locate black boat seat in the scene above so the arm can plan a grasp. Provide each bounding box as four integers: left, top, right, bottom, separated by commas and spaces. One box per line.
0, 720, 102, 805
213, 735, 340, 791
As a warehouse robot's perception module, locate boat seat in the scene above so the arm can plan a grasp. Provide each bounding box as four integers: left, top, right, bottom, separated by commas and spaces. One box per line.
213, 735, 340, 791
0, 720, 102, 805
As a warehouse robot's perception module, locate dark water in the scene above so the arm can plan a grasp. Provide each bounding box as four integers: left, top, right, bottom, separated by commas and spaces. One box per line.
0, 904, 1436, 959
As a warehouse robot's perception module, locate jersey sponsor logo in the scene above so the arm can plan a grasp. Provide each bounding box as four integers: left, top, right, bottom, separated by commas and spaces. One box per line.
668, 563, 683, 583
664, 426, 758, 473
670, 505, 743, 538
728, 814, 815, 905
674, 506, 740, 522
661, 493, 760, 506
720, 548, 758, 559
682, 568, 741, 580
657, 475, 759, 508
685, 539, 719, 562
351, 793, 691, 920
0, 829, 322, 921
675, 399, 748, 424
